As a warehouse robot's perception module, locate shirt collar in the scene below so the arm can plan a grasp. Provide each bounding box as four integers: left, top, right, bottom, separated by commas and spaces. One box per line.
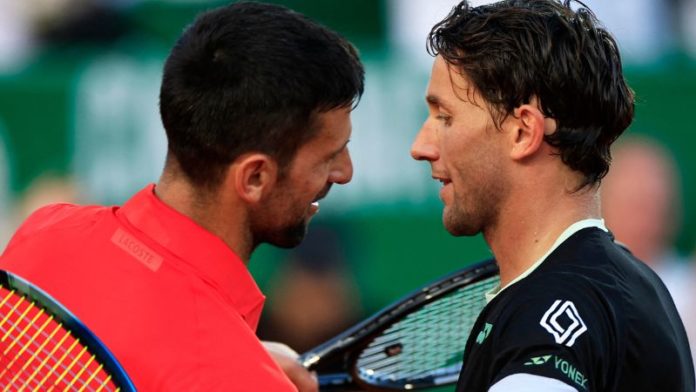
117, 184, 265, 329
485, 218, 608, 303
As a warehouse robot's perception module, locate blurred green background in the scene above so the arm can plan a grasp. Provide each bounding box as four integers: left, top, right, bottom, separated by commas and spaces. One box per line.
1, 1, 694, 390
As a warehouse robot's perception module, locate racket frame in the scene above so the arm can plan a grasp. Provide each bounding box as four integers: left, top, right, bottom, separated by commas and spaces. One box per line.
0, 270, 136, 391
300, 258, 499, 390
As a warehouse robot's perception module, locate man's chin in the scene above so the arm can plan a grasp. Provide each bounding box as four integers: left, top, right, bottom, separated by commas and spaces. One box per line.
267, 222, 308, 248
443, 211, 480, 237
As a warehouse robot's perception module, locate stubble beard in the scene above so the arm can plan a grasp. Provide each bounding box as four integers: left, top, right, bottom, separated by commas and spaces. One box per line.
256, 203, 309, 249
250, 187, 310, 249
253, 181, 331, 249
444, 201, 487, 236
443, 176, 505, 237
271, 217, 309, 249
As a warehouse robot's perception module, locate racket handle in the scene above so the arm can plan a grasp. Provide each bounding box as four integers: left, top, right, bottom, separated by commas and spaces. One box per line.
318, 373, 362, 391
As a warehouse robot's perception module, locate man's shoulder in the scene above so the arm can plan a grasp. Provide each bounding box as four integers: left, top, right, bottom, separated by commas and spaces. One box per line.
465, 269, 617, 391
22, 202, 109, 230
3, 202, 113, 252
482, 267, 619, 360
496, 266, 609, 313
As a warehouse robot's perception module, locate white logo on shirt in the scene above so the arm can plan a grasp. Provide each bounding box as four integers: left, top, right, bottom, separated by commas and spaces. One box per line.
539, 300, 587, 347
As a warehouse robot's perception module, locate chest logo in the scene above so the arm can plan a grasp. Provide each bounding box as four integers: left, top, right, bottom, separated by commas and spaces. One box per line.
539, 300, 587, 347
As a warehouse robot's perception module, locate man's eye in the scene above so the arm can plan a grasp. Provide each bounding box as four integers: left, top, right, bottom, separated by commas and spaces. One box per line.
436, 114, 452, 125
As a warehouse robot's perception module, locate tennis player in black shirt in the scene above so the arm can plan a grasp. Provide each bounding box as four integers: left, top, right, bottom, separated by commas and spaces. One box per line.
410, 0, 695, 390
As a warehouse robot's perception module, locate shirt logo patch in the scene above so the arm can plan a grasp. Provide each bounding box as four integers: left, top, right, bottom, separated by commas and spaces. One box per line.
539, 300, 587, 347
475, 322, 493, 344
111, 228, 163, 272
524, 355, 552, 365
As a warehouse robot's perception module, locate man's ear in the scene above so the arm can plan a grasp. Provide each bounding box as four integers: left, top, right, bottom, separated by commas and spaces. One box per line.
508, 98, 554, 161
229, 153, 278, 204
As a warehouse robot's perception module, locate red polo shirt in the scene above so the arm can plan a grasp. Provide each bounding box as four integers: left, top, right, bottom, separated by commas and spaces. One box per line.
0, 185, 297, 391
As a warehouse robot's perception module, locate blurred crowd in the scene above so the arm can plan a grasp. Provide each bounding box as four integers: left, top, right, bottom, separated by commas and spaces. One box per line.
0, 0, 138, 71
390, 0, 696, 68
6, 0, 696, 71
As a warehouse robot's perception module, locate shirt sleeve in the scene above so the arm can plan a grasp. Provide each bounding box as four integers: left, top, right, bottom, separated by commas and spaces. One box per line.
489, 373, 578, 391
486, 278, 615, 391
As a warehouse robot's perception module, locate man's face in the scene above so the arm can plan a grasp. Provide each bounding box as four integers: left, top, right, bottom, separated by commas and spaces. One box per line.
253, 106, 353, 248
411, 56, 509, 236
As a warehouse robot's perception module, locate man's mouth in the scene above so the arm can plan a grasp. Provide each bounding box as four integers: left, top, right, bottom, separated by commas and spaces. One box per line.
309, 185, 332, 213
432, 175, 452, 186
313, 185, 332, 204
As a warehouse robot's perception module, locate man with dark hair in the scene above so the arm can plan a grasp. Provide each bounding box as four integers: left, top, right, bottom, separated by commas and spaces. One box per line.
411, 0, 694, 391
1, 2, 364, 390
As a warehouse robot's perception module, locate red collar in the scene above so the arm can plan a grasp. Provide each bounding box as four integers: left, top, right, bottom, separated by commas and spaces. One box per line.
117, 184, 265, 329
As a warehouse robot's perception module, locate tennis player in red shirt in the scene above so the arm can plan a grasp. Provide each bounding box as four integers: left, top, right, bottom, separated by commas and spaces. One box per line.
0, 2, 364, 391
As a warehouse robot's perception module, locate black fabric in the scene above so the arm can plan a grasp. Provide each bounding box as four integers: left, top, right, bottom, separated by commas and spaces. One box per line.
456, 228, 695, 392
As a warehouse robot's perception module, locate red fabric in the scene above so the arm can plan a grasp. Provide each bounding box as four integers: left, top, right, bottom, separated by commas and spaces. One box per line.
0, 185, 297, 391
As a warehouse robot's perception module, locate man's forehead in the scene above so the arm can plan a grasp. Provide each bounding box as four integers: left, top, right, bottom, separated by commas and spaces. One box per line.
308, 107, 352, 143
427, 61, 481, 108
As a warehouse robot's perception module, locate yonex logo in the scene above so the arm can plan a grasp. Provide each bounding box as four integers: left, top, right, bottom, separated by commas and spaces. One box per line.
475, 323, 493, 344
524, 355, 589, 390
525, 355, 552, 366
539, 300, 587, 347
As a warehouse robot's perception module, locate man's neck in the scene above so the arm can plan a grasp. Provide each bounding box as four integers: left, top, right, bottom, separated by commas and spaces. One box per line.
484, 185, 601, 287
155, 176, 253, 263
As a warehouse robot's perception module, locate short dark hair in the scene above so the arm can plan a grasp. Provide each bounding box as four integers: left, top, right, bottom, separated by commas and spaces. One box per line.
428, 0, 634, 188
160, 1, 364, 190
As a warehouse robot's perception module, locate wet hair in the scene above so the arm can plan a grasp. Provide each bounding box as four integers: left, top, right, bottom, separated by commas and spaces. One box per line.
429, 0, 634, 187
160, 1, 364, 190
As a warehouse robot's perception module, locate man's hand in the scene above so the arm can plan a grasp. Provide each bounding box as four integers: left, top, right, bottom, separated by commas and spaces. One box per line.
263, 341, 318, 392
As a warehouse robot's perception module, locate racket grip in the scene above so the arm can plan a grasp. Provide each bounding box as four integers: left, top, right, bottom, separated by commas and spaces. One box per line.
318, 373, 362, 391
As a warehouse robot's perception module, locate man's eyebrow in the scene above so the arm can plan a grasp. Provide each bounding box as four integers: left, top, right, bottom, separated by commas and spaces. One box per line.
426, 94, 453, 112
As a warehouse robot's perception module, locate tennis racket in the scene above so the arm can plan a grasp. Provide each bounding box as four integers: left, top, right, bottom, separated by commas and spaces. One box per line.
0, 269, 136, 391
299, 258, 499, 391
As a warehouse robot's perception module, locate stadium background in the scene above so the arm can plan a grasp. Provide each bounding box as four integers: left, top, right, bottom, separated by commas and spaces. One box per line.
0, 1, 694, 388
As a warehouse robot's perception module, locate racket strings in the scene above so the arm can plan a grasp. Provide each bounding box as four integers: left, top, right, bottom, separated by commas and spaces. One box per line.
0, 286, 119, 392
355, 276, 499, 387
